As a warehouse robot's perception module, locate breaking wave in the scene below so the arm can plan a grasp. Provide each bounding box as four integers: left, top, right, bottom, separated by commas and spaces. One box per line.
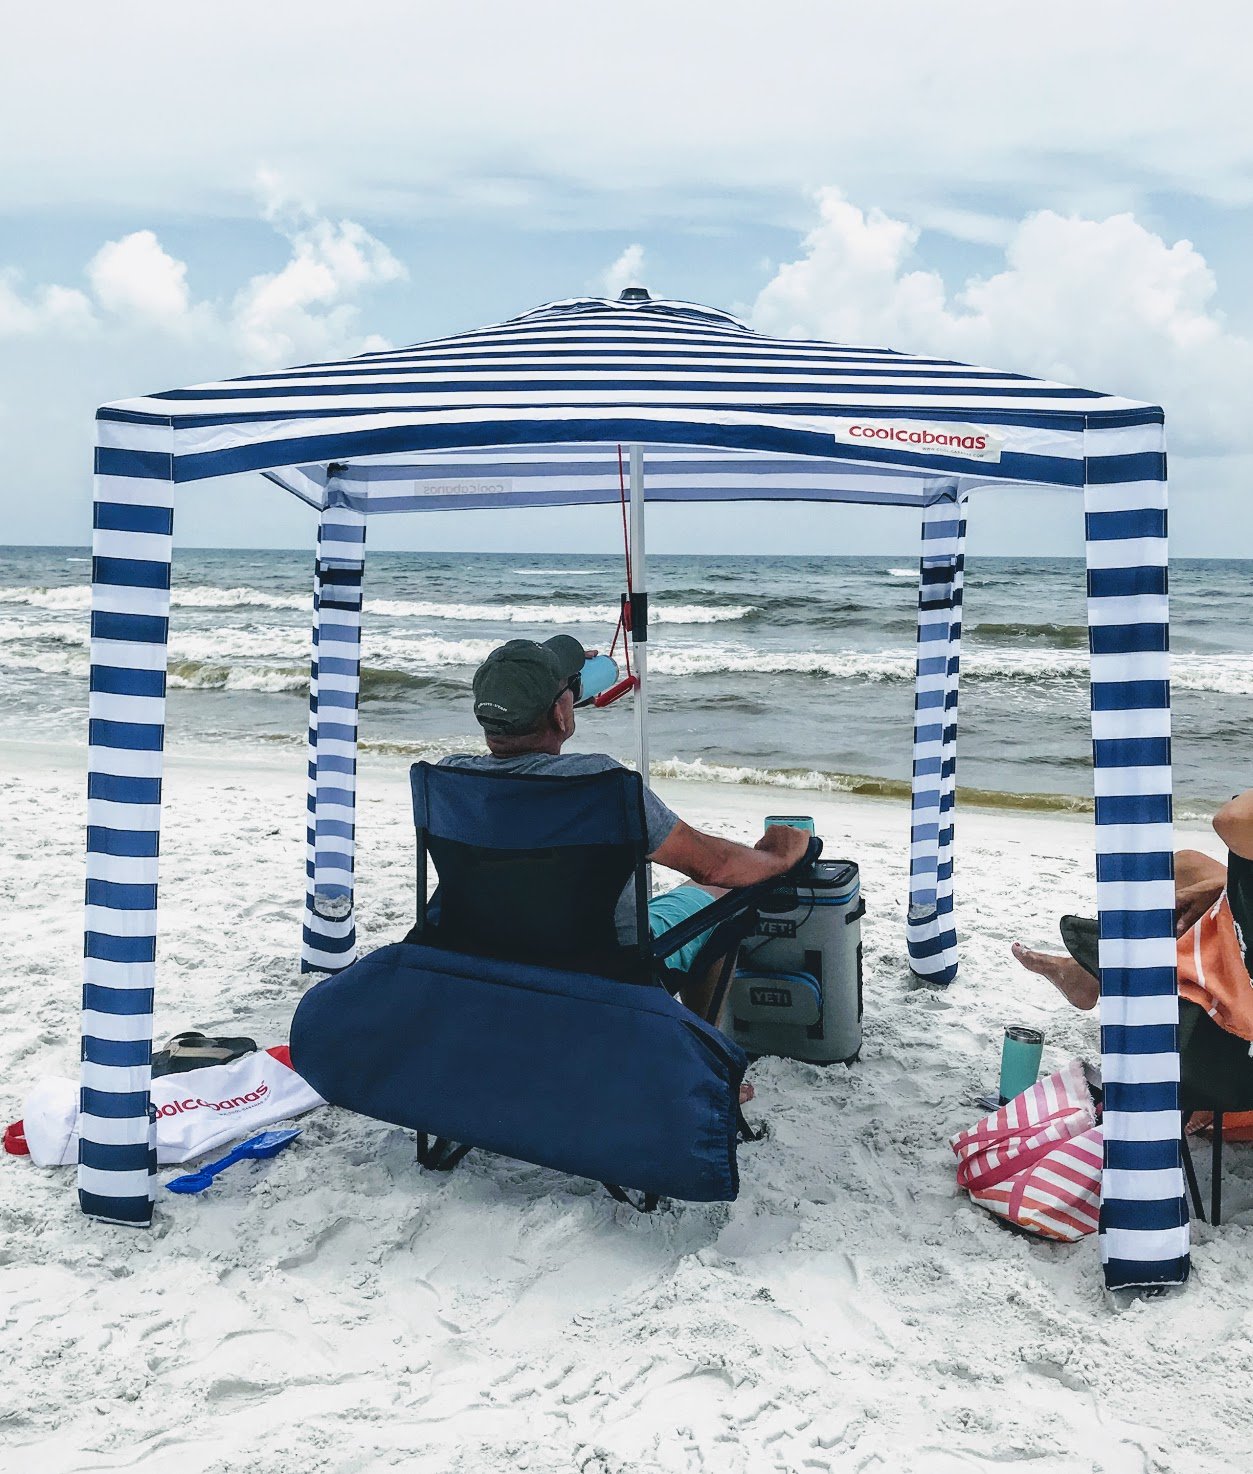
0, 584, 753, 625
3, 621, 1252, 698
649, 756, 1216, 819
969, 621, 1089, 649
365, 599, 755, 625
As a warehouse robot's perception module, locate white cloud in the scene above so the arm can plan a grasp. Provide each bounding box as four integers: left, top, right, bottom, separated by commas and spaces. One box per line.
87, 230, 196, 325
598, 243, 646, 299
0, 177, 407, 368
0, 271, 95, 336
230, 171, 407, 366
752, 189, 1253, 452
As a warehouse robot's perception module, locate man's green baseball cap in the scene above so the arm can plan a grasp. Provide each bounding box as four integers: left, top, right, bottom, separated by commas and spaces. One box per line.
472, 635, 587, 735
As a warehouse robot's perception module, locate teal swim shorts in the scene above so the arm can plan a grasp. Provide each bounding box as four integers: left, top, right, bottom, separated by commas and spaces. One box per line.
648, 884, 717, 974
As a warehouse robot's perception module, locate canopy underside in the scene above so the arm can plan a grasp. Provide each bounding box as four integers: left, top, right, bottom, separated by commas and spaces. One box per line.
261, 440, 1086, 515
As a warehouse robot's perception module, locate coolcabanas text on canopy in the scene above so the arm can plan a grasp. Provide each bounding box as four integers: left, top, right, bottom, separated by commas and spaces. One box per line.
834, 420, 1005, 461
83, 289, 1181, 1293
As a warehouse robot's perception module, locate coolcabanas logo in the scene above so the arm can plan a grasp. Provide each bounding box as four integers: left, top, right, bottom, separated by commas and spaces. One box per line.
420, 479, 514, 498
834, 420, 1005, 462
155, 1083, 271, 1118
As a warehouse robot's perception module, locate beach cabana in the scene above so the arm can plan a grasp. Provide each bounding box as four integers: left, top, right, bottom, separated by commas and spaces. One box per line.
84, 291, 1182, 1289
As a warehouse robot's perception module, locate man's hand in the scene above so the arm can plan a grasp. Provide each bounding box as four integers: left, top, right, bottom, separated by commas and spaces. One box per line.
754, 824, 812, 873
1176, 878, 1224, 937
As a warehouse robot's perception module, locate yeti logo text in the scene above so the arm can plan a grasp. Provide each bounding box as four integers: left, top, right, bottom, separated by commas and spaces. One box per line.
834, 421, 1005, 463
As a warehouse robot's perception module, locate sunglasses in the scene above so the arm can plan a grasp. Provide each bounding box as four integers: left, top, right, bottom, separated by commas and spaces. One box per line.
551, 672, 581, 710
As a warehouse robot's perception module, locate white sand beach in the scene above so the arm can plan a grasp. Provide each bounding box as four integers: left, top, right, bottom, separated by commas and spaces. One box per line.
2, 739, 1250, 1474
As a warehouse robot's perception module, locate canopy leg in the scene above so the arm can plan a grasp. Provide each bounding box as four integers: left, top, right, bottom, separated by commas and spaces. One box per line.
1085, 423, 1188, 1290
79, 430, 175, 1224
302, 484, 367, 973
906, 487, 964, 985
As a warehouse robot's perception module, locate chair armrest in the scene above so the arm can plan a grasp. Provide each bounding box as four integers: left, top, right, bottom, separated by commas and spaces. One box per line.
649, 836, 823, 963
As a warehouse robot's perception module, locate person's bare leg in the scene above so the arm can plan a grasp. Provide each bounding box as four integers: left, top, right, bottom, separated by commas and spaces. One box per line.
1010, 942, 1100, 1011
1012, 849, 1225, 1017
674, 884, 726, 1019
673, 885, 753, 1102
679, 953, 725, 1023
1175, 848, 1226, 894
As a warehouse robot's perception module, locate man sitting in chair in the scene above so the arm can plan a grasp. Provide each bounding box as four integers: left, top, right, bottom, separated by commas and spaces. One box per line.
440, 636, 812, 1027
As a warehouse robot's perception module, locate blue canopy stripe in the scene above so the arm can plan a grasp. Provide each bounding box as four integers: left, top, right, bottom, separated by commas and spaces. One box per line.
906, 488, 966, 985
302, 486, 366, 972
82, 294, 1185, 1290
1082, 417, 1186, 1287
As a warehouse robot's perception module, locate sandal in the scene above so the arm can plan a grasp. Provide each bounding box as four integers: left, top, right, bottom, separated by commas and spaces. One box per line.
151, 1031, 258, 1078
1059, 915, 1101, 981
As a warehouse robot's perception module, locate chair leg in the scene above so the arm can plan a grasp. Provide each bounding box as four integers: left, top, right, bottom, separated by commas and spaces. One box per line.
603, 1183, 660, 1212
1211, 1112, 1224, 1227
1180, 1121, 1206, 1224
416, 1133, 471, 1172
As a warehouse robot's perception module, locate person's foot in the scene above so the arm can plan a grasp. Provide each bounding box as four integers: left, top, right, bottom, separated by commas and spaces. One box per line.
1011, 942, 1100, 1012
739, 1081, 755, 1105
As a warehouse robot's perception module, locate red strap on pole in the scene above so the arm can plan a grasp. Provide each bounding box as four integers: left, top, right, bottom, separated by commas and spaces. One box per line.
592, 674, 640, 709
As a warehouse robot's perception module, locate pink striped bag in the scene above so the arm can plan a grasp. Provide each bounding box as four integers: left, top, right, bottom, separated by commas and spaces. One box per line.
950, 1058, 1103, 1241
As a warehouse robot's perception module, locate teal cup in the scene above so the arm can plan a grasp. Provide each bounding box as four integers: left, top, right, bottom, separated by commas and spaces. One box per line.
764, 815, 816, 836
999, 1025, 1045, 1104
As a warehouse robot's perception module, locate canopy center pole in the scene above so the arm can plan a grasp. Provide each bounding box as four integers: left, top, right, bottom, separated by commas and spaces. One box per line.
628, 443, 650, 788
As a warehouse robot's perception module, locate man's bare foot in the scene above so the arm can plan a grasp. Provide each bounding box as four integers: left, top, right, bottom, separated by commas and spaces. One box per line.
1011, 942, 1100, 1012
739, 1081, 755, 1105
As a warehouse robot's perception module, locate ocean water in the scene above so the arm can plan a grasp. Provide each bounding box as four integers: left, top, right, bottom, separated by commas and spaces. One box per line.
1, 547, 1249, 815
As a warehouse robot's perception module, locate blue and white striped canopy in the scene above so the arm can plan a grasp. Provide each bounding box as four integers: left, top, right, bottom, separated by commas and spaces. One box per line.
86, 292, 1184, 1293
98, 293, 1158, 498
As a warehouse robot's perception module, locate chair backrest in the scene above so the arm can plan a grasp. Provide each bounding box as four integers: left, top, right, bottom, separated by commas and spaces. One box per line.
410, 760, 653, 976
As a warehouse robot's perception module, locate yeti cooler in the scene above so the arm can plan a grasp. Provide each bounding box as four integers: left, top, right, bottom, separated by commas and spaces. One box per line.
727, 859, 863, 1064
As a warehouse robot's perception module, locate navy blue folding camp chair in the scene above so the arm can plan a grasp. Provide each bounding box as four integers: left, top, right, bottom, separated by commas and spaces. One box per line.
291, 760, 820, 1210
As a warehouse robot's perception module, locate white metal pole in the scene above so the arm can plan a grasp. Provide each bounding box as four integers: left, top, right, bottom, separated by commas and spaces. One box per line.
628, 443, 649, 787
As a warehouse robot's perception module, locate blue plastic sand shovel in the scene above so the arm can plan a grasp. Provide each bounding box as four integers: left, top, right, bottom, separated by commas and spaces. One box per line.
166, 1128, 302, 1195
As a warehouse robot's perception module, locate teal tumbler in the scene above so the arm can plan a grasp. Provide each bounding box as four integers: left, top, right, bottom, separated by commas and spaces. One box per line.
764, 815, 816, 836
999, 1025, 1045, 1104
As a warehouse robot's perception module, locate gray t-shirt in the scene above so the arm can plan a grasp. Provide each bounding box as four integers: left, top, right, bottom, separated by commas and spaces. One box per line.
437, 751, 680, 944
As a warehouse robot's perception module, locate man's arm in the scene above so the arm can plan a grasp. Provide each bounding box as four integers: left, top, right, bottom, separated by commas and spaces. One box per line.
651, 819, 811, 889
1214, 790, 1253, 861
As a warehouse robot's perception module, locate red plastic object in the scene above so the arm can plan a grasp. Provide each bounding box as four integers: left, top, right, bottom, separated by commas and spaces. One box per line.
593, 675, 639, 709
3, 1120, 29, 1156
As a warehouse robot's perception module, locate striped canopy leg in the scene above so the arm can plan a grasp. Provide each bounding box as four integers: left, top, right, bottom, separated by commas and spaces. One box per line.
302, 486, 367, 972
906, 485, 965, 985
1085, 419, 1188, 1289
79, 422, 175, 1223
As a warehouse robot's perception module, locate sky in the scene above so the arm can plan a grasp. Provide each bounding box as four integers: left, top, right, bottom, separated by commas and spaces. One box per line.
2, 0, 1251, 557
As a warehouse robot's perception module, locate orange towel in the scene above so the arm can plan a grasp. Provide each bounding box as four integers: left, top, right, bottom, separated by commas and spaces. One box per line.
1177, 891, 1253, 1041
1188, 1111, 1253, 1142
